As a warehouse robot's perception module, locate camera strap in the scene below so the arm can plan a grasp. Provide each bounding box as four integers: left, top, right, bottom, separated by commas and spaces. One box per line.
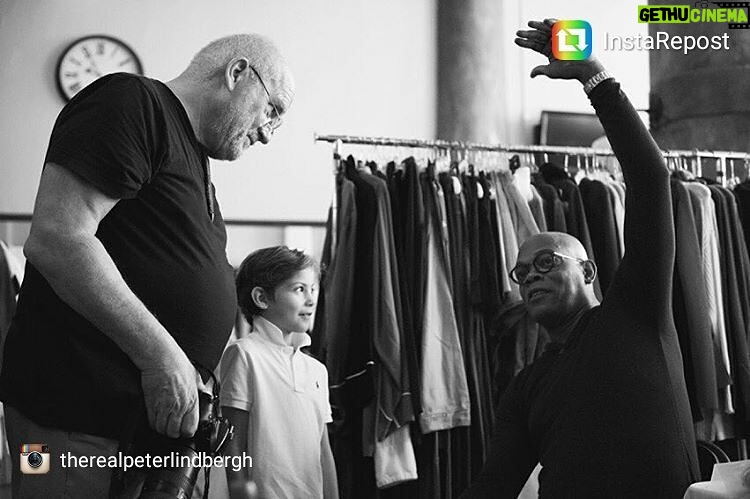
109, 396, 147, 497
191, 361, 222, 499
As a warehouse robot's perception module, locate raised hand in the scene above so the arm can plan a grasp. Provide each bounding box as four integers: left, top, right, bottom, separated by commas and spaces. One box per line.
515, 18, 604, 83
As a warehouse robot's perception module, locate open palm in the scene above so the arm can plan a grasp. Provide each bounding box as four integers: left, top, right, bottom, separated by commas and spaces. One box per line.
515, 18, 603, 82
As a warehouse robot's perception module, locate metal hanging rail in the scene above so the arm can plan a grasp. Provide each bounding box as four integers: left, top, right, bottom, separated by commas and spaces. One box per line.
314, 133, 750, 162
0, 213, 326, 227
314, 133, 617, 156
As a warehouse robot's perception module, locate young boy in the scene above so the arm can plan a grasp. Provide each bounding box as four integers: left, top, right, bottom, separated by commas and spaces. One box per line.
220, 246, 338, 499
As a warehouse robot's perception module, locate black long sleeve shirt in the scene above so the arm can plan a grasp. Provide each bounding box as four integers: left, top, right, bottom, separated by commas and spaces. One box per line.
462, 80, 699, 498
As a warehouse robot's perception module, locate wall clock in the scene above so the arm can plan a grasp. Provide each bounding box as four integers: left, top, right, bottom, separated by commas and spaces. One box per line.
56, 35, 143, 101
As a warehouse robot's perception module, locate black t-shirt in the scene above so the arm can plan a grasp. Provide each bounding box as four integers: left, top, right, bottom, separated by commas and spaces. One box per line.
0, 74, 236, 438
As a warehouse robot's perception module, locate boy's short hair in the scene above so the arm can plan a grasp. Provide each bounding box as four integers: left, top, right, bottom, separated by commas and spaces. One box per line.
236, 246, 318, 321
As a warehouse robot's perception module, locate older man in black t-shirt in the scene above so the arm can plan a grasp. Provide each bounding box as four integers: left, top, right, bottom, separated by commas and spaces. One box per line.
0, 34, 293, 497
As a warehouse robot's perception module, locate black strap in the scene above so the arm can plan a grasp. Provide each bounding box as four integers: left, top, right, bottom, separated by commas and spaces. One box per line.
109, 396, 146, 498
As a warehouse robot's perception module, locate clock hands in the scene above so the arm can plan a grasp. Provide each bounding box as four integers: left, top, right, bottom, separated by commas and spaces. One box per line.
57, 35, 142, 101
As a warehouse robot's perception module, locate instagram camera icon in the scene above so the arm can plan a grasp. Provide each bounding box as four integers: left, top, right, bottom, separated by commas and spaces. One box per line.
552, 20, 593, 61
20, 443, 50, 474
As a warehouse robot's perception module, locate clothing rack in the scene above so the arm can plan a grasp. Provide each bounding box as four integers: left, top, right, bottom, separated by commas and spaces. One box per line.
0, 213, 326, 228
315, 132, 618, 157
317, 132, 750, 263
319, 132, 750, 463
315, 133, 750, 185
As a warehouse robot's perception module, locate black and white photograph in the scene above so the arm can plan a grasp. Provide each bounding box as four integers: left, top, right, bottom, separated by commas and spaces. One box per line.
0, 0, 749, 497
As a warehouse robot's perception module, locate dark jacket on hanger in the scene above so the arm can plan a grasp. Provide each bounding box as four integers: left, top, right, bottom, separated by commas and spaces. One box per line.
578, 178, 620, 293
531, 179, 567, 233
733, 181, 750, 254
439, 171, 485, 487
387, 159, 425, 420
711, 185, 750, 434
539, 162, 595, 258
461, 172, 495, 469
344, 158, 414, 438
671, 179, 719, 419
317, 175, 364, 498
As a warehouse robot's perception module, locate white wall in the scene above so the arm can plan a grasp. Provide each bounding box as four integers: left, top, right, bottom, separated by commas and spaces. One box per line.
516, 0, 650, 144
0, 0, 649, 228
0, 0, 437, 224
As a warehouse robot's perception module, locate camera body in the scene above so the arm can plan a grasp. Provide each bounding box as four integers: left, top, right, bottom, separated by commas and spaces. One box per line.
139, 390, 233, 499
20, 443, 50, 475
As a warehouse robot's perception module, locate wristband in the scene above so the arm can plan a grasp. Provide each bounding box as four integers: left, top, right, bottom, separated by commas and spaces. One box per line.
583, 71, 614, 95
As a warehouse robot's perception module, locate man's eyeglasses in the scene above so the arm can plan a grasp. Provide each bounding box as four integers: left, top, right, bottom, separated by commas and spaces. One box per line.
509, 251, 586, 284
248, 64, 282, 134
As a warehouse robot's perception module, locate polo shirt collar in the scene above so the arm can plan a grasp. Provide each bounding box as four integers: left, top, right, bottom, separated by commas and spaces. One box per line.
253, 316, 311, 351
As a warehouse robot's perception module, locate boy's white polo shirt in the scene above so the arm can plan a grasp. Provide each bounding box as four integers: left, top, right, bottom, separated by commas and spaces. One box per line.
219, 316, 332, 498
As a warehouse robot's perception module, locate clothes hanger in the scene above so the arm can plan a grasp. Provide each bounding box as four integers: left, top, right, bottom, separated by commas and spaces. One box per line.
513, 154, 533, 202
459, 147, 470, 176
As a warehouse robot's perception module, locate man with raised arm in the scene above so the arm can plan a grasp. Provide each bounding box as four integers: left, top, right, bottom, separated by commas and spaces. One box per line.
463, 19, 699, 498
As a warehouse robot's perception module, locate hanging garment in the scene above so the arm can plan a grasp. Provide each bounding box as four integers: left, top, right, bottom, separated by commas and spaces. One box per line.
528, 185, 548, 233
318, 175, 364, 498
684, 182, 734, 422
388, 159, 425, 420
710, 185, 750, 436
579, 178, 620, 293
610, 180, 626, 207
340, 160, 377, 410
418, 170, 471, 433
477, 173, 503, 313
725, 187, 750, 436
311, 207, 332, 361
489, 176, 513, 300
322, 177, 359, 402
490, 173, 521, 302
539, 162, 596, 258
605, 181, 626, 258
498, 170, 540, 248
532, 179, 568, 233
373, 424, 418, 488
670, 179, 719, 421
333, 158, 414, 499
461, 173, 494, 468
512, 166, 534, 203
438, 171, 483, 487
732, 181, 750, 253
344, 158, 413, 438
439, 172, 471, 345
726, 188, 750, 343
472, 172, 500, 407
685, 182, 735, 441
462, 173, 483, 309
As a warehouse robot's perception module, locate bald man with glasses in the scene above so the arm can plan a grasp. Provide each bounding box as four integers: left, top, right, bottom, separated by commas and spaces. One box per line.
463, 19, 699, 498
0, 34, 293, 497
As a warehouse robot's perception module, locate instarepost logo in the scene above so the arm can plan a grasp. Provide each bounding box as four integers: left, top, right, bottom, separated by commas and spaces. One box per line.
552, 20, 593, 60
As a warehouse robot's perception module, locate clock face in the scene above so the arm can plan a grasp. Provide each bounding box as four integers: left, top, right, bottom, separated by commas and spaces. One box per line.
56, 35, 143, 101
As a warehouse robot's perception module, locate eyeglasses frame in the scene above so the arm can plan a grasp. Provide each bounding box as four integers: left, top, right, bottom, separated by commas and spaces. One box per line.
247, 63, 282, 134
509, 250, 587, 285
